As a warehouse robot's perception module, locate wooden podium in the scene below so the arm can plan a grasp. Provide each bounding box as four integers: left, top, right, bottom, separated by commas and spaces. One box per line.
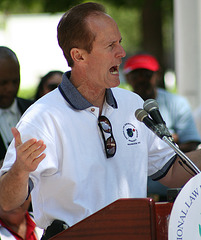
50, 198, 173, 240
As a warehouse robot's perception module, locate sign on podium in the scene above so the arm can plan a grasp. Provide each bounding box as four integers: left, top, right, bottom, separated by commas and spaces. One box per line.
169, 173, 201, 240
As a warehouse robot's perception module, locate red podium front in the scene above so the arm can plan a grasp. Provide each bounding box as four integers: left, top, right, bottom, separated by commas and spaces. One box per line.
50, 198, 172, 240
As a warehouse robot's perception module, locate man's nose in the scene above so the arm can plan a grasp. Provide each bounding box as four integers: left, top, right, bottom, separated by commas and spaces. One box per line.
116, 45, 126, 59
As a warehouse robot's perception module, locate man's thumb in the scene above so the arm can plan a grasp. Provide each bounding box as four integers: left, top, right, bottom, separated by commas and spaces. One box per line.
11, 127, 22, 147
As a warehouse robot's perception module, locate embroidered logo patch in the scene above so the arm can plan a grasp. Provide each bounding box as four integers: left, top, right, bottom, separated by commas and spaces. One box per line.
123, 123, 139, 144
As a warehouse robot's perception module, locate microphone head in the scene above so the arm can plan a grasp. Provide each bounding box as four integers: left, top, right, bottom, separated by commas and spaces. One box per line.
135, 108, 148, 122
143, 99, 159, 113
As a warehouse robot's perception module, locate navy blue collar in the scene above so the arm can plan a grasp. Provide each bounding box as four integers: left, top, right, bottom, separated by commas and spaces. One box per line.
58, 71, 118, 110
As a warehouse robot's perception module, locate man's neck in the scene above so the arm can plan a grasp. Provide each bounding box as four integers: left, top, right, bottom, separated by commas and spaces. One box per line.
3, 217, 27, 239
70, 71, 106, 111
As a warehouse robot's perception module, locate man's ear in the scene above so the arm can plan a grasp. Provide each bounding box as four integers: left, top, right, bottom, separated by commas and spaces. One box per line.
70, 48, 86, 63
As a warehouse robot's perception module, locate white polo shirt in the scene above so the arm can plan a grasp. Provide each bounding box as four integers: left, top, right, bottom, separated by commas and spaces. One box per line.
1, 71, 176, 229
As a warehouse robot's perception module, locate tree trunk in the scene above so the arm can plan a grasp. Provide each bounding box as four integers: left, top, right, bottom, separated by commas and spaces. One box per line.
142, 0, 165, 87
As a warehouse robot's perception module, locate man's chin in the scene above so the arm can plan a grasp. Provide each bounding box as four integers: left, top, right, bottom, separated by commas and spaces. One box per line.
109, 77, 120, 88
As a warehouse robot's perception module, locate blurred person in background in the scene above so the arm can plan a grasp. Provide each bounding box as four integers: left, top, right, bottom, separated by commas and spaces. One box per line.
34, 71, 63, 101
193, 106, 201, 139
0, 196, 43, 240
0, 46, 33, 164
123, 53, 201, 201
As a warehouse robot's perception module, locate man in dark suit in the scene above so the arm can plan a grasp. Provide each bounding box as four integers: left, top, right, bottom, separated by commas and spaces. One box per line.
0, 46, 33, 164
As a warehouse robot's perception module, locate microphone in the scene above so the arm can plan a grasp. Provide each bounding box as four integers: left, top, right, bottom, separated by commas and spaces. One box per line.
135, 108, 173, 141
135, 108, 164, 139
143, 99, 173, 139
135, 108, 156, 126
143, 99, 165, 124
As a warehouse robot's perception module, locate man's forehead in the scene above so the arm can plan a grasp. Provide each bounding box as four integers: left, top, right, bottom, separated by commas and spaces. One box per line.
87, 12, 116, 30
0, 57, 19, 68
88, 14, 120, 43
0, 61, 20, 81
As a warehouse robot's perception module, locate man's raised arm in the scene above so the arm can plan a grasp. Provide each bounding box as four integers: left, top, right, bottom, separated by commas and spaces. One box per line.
0, 127, 46, 211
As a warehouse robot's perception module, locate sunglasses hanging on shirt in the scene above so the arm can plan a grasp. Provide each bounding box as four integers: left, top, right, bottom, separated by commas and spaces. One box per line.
98, 116, 116, 158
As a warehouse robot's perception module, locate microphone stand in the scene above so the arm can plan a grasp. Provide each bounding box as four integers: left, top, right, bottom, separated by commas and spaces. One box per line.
162, 136, 201, 175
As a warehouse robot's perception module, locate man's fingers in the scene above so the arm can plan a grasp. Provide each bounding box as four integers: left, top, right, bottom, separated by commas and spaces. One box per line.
32, 153, 46, 168
27, 140, 46, 160
10, 128, 46, 173
11, 128, 46, 160
12, 127, 38, 151
11, 127, 23, 147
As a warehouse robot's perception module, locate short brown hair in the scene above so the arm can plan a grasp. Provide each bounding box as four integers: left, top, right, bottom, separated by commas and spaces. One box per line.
57, 2, 106, 67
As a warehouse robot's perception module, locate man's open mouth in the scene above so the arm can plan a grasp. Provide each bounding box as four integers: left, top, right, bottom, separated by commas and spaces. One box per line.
109, 64, 120, 75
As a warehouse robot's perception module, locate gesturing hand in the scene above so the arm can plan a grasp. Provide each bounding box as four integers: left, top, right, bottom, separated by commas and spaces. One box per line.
11, 127, 46, 173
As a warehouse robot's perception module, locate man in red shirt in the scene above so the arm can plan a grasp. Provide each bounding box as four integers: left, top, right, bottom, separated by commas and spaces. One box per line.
0, 196, 43, 240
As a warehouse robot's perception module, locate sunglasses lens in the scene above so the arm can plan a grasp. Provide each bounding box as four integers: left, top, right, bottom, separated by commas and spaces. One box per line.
106, 137, 116, 155
99, 121, 111, 133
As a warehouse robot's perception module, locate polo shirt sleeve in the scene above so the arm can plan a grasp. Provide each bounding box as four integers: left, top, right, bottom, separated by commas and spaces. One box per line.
150, 154, 177, 180
147, 130, 177, 180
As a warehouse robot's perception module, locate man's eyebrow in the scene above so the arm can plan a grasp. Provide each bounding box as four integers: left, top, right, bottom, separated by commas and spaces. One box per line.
107, 37, 122, 44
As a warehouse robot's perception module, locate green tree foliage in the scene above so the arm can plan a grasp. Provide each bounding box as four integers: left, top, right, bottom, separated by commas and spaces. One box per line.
0, 0, 142, 54
0, 0, 80, 13
0, 0, 173, 69
0, 0, 172, 15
